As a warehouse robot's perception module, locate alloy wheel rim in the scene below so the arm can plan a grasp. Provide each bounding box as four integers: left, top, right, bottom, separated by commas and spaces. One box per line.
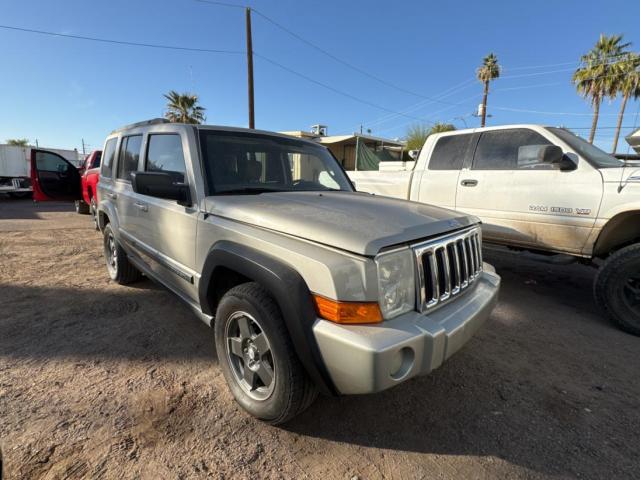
106, 233, 117, 274
225, 311, 276, 401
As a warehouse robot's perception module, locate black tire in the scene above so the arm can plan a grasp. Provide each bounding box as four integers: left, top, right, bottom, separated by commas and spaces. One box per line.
103, 223, 142, 285
8, 191, 32, 199
214, 282, 318, 424
75, 199, 90, 215
90, 197, 99, 231
594, 243, 640, 336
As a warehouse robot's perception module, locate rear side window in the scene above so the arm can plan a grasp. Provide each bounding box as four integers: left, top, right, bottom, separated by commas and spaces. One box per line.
100, 138, 117, 178
429, 134, 472, 170
473, 129, 551, 170
117, 135, 143, 181
146, 134, 186, 183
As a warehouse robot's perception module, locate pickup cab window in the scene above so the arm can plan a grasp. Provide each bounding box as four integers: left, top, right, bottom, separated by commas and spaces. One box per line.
199, 130, 353, 194
473, 129, 551, 170
429, 134, 473, 170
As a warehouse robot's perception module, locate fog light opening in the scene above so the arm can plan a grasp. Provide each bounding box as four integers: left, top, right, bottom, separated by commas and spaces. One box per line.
389, 347, 415, 380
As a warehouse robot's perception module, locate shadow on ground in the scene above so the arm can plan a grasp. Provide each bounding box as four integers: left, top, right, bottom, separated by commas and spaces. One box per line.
0, 281, 215, 361
0, 197, 75, 220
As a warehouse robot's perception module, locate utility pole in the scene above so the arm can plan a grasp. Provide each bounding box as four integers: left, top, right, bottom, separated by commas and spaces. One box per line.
81, 138, 86, 155
245, 7, 255, 129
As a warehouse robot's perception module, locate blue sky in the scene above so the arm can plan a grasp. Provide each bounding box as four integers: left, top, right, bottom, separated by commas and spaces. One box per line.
0, 0, 639, 153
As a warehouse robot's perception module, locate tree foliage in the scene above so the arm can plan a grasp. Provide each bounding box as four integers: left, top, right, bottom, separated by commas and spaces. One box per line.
611, 52, 640, 152
163, 90, 206, 124
405, 123, 456, 151
6, 138, 29, 146
573, 34, 630, 143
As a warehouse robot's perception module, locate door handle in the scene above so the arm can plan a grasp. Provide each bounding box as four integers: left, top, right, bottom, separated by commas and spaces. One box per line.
134, 202, 148, 212
460, 179, 478, 187
107, 192, 117, 199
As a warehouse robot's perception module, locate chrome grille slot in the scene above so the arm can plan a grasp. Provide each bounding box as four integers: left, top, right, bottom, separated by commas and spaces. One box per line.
413, 226, 483, 312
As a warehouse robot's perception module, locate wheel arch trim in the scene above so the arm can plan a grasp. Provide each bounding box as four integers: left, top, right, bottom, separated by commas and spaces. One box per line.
199, 241, 337, 395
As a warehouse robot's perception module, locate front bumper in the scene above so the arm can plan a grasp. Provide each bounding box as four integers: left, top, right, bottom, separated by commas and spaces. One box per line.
312, 263, 500, 394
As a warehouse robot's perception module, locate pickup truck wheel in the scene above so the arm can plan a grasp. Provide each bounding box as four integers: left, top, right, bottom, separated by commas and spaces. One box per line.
214, 282, 318, 424
75, 199, 90, 215
90, 197, 99, 231
103, 224, 142, 285
594, 243, 640, 336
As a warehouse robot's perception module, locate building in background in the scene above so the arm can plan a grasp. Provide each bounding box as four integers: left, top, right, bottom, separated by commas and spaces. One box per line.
281, 125, 405, 171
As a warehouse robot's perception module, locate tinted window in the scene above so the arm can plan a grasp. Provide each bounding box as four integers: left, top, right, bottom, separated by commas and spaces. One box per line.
429, 134, 472, 170
117, 135, 142, 181
473, 129, 551, 170
146, 134, 186, 182
100, 138, 117, 178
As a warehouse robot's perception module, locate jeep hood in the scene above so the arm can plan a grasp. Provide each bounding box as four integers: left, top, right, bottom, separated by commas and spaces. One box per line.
203, 191, 477, 256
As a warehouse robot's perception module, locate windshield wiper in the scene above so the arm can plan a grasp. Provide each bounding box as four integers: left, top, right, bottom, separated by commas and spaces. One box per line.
214, 187, 285, 195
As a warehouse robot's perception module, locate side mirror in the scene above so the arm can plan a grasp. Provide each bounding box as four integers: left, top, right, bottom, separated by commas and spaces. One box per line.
131, 172, 192, 206
517, 145, 576, 171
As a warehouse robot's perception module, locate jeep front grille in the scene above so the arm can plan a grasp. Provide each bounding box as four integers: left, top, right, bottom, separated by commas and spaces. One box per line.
413, 226, 482, 312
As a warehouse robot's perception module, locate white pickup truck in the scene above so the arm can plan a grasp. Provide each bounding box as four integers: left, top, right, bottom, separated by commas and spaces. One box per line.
349, 124, 640, 335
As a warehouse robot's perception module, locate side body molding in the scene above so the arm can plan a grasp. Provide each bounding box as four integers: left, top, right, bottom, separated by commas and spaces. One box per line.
199, 241, 337, 395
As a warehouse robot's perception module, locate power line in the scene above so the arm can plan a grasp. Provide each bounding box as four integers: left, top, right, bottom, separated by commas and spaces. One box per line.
225, 4, 467, 106
0, 24, 245, 54
253, 52, 431, 121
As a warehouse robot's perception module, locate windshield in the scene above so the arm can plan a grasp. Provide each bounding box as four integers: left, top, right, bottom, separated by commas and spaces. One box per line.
547, 127, 624, 168
198, 130, 353, 194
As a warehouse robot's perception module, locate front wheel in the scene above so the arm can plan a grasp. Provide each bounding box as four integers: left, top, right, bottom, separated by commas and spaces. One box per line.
214, 283, 318, 424
594, 243, 640, 336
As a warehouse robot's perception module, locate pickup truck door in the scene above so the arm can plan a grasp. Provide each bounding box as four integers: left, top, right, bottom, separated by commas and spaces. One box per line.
416, 133, 475, 209
129, 132, 199, 301
30, 149, 82, 201
455, 128, 603, 255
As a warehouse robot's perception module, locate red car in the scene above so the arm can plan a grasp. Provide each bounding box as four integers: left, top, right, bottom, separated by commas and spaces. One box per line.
77, 150, 102, 228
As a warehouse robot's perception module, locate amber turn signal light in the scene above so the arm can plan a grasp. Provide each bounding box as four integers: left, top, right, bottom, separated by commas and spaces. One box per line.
313, 294, 383, 324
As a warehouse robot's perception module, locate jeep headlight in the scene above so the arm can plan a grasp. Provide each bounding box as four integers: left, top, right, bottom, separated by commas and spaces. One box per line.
376, 248, 416, 319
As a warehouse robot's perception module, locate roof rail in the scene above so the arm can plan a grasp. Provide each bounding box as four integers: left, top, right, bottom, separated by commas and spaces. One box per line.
111, 118, 169, 133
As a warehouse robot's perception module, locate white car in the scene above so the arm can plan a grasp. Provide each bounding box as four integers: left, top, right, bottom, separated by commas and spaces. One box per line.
350, 124, 640, 335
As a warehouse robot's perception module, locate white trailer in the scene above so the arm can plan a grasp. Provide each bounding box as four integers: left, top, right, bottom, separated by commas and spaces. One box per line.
0, 145, 81, 196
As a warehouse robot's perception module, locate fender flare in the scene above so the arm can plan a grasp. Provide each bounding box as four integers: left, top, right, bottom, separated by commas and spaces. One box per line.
199, 241, 337, 395
97, 200, 119, 233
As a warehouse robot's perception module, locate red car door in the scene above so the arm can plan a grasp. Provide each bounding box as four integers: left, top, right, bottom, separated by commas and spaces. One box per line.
30, 149, 82, 201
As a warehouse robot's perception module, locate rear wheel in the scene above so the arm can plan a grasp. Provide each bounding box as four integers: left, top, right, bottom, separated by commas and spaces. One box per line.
75, 199, 90, 215
103, 223, 142, 284
90, 197, 99, 231
214, 282, 317, 424
594, 243, 640, 336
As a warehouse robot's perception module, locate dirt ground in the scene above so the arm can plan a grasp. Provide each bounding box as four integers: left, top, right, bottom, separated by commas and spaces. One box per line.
0, 197, 639, 480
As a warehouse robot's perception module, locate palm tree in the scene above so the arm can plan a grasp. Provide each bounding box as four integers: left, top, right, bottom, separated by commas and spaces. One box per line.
573, 34, 630, 144
163, 90, 206, 124
476, 53, 500, 127
611, 53, 640, 153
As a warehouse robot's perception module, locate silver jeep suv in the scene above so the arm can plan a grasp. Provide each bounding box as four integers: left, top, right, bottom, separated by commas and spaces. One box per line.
31, 119, 501, 423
